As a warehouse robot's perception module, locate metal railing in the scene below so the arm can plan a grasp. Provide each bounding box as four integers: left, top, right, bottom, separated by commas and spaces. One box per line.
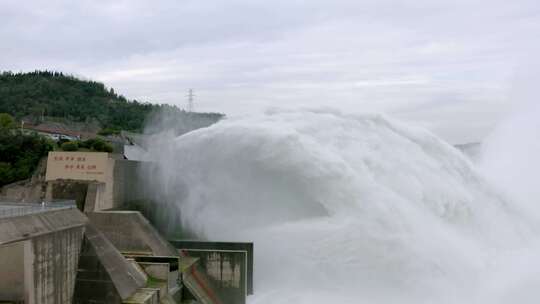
0, 200, 76, 219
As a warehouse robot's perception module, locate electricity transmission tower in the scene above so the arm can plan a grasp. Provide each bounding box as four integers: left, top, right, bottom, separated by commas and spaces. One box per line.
187, 89, 195, 112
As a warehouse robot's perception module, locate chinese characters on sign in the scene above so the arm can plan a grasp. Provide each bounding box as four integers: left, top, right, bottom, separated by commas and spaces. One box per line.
45, 152, 109, 182
53, 156, 100, 172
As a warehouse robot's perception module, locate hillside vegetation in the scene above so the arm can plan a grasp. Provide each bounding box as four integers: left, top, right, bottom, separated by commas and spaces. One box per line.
0, 125, 52, 186
0, 70, 225, 186
0, 70, 224, 132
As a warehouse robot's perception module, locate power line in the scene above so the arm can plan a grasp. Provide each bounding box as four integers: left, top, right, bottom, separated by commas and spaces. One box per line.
187, 89, 195, 112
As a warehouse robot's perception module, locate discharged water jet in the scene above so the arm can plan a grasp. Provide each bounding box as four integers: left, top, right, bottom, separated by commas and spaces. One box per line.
143, 110, 538, 304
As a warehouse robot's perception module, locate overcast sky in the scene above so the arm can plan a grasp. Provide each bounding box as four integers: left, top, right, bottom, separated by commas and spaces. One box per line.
2, 0, 539, 143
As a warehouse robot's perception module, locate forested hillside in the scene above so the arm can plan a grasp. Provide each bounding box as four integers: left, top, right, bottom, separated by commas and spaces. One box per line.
0, 114, 52, 186
0, 71, 224, 132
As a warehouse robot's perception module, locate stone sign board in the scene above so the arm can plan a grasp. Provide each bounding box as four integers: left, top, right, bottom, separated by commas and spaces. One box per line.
45, 152, 110, 182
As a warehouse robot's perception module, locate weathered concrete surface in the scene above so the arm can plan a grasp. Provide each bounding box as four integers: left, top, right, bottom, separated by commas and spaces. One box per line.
139, 263, 169, 281
172, 241, 255, 304
29, 226, 85, 304
124, 143, 147, 161
121, 255, 181, 301
87, 211, 177, 256
45, 178, 112, 212
0, 207, 87, 245
112, 159, 148, 207
113, 159, 138, 204
139, 262, 169, 295
123, 288, 160, 304
0, 241, 25, 301
0, 180, 44, 203
182, 259, 224, 304
127, 258, 149, 282
0, 205, 87, 304
47, 180, 89, 210
74, 224, 147, 302
83, 182, 105, 212
171, 241, 254, 296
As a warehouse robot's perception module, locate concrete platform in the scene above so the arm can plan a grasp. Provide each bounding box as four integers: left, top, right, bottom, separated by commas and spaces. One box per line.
122, 288, 159, 304
73, 224, 147, 302
87, 211, 177, 256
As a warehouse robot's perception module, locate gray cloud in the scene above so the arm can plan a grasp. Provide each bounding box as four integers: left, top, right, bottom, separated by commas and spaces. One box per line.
1, 0, 539, 143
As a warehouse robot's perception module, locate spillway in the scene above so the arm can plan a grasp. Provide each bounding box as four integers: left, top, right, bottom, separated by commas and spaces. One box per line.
143, 110, 540, 304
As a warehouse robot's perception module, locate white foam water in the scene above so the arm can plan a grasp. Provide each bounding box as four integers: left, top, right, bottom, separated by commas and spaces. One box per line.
144, 110, 540, 303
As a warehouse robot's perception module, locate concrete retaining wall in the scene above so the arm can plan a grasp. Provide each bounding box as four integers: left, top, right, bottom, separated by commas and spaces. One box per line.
0, 208, 87, 245
83, 182, 105, 212
0, 207, 87, 304
113, 160, 145, 206
28, 226, 85, 304
0, 241, 25, 301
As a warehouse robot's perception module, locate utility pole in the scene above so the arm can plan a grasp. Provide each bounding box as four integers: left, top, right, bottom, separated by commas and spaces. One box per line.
187, 89, 195, 112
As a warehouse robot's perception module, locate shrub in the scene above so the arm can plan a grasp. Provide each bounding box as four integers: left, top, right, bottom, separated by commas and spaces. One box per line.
97, 128, 120, 136
61, 141, 78, 151
78, 138, 99, 150
102, 143, 114, 153
81, 137, 114, 153
57, 137, 70, 147
92, 140, 105, 151
77, 139, 90, 149
92, 139, 113, 152
0, 113, 15, 130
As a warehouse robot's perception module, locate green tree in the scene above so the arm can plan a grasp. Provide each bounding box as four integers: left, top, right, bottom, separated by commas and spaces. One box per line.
88, 138, 112, 152
0, 113, 15, 130
0, 130, 52, 186
61, 141, 78, 151
29, 105, 45, 124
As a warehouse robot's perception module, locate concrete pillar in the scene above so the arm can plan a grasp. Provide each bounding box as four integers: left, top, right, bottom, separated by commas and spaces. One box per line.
22, 227, 84, 304
24, 240, 35, 304
44, 182, 54, 201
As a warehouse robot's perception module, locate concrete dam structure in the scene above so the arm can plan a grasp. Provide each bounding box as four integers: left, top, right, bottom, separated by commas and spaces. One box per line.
0, 151, 254, 304
0, 202, 86, 303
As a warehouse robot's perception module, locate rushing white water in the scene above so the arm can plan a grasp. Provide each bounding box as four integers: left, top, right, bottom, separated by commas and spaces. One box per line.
480, 100, 540, 222
144, 110, 539, 303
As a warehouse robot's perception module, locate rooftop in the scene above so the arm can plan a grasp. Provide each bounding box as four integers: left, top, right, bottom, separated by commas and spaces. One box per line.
22, 123, 96, 139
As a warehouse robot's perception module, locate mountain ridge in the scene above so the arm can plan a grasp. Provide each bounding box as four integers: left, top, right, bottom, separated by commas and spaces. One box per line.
0, 70, 224, 132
